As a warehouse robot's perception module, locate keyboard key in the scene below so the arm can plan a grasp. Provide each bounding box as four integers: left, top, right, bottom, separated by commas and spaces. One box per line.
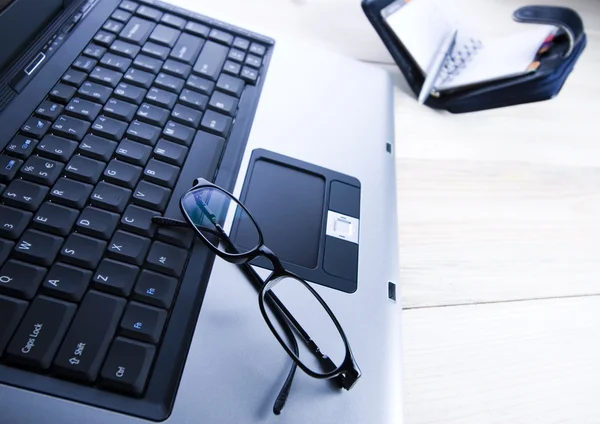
93, 259, 139, 296
143, 159, 179, 188
91, 115, 128, 141
5, 296, 76, 370
126, 120, 161, 146
103, 159, 142, 189
162, 120, 195, 146
5, 135, 38, 160
49, 83, 77, 104
90, 182, 131, 213
0, 205, 31, 240
133, 54, 163, 74
0, 239, 14, 265
49, 178, 93, 209
193, 41, 228, 81
103, 97, 137, 122
119, 302, 166, 344
36, 135, 78, 161
100, 337, 155, 395
0, 155, 23, 183
79, 134, 117, 161
89, 66, 123, 88
133, 270, 177, 309
160, 13, 186, 30
115, 139, 152, 166
136, 5, 162, 21
14, 229, 63, 267
0, 295, 28, 356
121, 204, 159, 237
171, 103, 202, 128
61, 68, 87, 87
35, 100, 64, 121
154, 139, 188, 166
249, 42, 267, 56
132, 180, 170, 211
0, 260, 46, 300
227, 48, 245, 63
76, 206, 120, 240
184, 21, 209, 38
109, 40, 140, 59
124, 67, 154, 89
65, 98, 102, 121
149, 24, 180, 47
240, 66, 258, 84
146, 241, 187, 277
154, 73, 184, 93
200, 109, 232, 137
142, 41, 170, 60
186, 74, 214, 95
136, 102, 170, 127
208, 91, 238, 116
42, 263, 92, 302
93, 30, 116, 47
114, 82, 147, 104
108, 230, 151, 265
146, 87, 177, 109
179, 88, 208, 110
119, 17, 155, 45
162, 59, 191, 79
222, 60, 241, 76
53, 290, 126, 382
21, 116, 51, 138
233, 37, 250, 51
33, 202, 79, 235
216, 74, 244, 97
52, 115, 90, 141
2, 180, 48, 211
111, 8, 132, 22
20, 156, 64, 185
208, 28, 233, 46
60, 233, 107, 269
170, 33, 204, 65
78, 81, 113, 104
73, 56, 98, 74
119, 0, 138, 12
83, 43, 107, 59
100, 53, 132, 73
102, 19, 124, 34
187, 130, 225, 182
65, 155, 105, 184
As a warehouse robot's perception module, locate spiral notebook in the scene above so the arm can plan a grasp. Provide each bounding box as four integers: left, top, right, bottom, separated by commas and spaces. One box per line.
381, 0, 557, 91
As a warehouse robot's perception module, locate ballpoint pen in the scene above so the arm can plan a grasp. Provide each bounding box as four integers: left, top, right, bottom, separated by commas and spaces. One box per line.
418, 29, 458, 104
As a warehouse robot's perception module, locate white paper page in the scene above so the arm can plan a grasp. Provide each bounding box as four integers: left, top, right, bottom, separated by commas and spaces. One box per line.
383, 0, 452, 73
438, 25, 555, 90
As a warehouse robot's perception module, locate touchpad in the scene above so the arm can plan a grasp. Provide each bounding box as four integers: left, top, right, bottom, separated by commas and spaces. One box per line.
231, 149, 361, 293
237, 160, 325, 269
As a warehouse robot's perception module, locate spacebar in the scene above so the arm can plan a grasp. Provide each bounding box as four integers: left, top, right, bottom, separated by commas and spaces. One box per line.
157, 130, 225, 248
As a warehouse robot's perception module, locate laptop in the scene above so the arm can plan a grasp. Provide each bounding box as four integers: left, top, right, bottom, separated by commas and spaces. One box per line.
0, 0, 403, 423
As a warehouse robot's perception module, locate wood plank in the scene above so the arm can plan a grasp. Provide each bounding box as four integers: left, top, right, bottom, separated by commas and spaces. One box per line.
403, 296, 600, 424
397, 159, 600, 308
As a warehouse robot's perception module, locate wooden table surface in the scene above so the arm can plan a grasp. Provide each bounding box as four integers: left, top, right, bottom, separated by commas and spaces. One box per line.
174, 0, 600, 422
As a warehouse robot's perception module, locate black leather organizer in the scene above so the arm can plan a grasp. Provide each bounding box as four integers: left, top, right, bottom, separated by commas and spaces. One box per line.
362, 1, 587, 113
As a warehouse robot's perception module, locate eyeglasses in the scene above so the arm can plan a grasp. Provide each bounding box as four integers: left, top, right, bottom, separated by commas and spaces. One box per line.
152, 178, 361, 414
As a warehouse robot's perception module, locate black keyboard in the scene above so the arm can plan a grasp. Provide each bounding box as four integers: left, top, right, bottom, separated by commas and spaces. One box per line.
0, 0, 272, 420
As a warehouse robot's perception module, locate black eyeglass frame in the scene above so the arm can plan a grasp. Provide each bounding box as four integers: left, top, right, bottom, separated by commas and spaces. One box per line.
178, 178, 361, 389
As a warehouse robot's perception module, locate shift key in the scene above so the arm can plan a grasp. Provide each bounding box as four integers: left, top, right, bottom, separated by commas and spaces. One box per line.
193, 41, 228, 81
5, 296, 76, 370
53, 290, 125, 382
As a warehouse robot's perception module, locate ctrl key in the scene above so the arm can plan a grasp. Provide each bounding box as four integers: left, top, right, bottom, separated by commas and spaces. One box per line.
5, 296, 76, 369
100, 337, 155, 395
